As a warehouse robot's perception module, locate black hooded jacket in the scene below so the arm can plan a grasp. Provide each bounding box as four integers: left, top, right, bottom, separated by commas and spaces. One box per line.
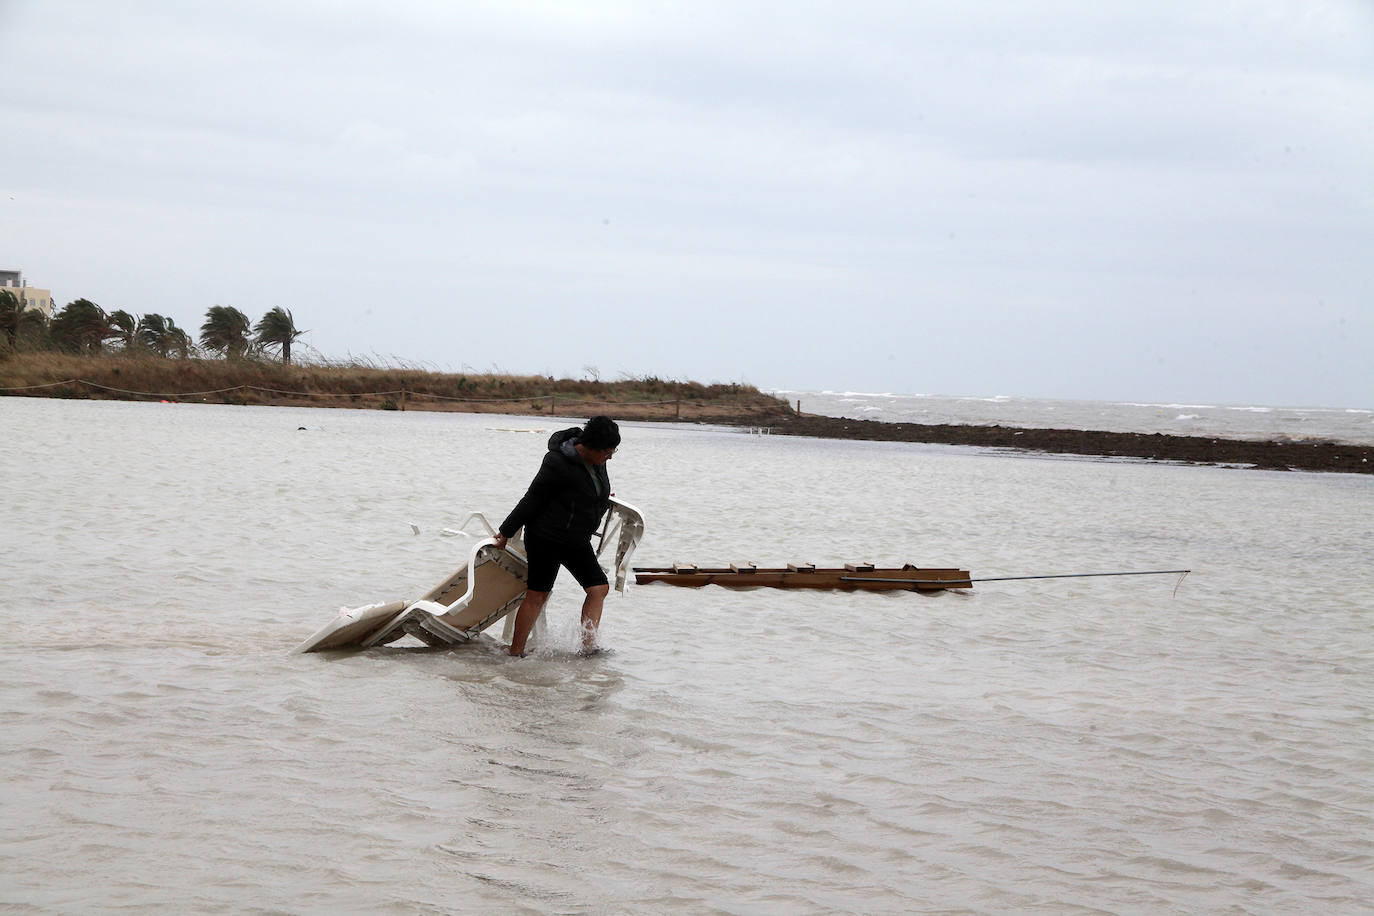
499, 427, 612, 543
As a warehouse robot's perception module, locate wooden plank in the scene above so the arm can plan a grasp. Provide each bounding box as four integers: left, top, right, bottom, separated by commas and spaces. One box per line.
632, 564, 972, 592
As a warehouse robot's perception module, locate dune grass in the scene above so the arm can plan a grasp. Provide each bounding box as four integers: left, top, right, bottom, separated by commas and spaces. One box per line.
0, 351, 792, 421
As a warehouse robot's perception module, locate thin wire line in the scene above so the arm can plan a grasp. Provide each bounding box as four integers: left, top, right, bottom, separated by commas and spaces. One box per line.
840, 569, 1192, 586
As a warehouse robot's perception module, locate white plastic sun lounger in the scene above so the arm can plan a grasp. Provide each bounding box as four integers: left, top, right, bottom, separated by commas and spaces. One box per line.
294, 497, 644, 654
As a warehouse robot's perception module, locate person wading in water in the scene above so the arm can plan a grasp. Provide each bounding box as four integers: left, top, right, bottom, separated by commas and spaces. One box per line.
493, 416, 621, 656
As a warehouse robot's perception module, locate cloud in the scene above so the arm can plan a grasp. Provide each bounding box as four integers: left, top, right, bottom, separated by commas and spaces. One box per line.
2, 0, 1371, 404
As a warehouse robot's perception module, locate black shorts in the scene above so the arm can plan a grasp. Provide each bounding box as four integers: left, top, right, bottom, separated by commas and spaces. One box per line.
523, 532, 609, 592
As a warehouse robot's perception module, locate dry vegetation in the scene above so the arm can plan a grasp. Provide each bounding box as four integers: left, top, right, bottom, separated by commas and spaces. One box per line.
0, 351, 794, 422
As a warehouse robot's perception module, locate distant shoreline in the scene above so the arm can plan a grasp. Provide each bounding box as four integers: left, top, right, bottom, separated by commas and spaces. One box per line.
753, 414, 1373, 475
3, 353, 1369, 474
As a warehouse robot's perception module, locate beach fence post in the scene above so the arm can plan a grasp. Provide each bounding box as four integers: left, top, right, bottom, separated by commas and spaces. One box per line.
551, 392, 556, 415
676, 393, 681, 420
400, 385, 406, 411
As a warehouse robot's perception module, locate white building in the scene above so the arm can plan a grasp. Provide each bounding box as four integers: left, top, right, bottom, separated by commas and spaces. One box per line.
1, 269, 54, 317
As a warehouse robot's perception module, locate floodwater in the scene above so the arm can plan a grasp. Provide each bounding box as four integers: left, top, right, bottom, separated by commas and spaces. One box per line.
2, 397, 1371, 914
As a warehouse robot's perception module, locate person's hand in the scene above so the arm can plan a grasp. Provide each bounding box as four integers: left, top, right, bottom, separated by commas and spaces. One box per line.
493, 534, 508, 550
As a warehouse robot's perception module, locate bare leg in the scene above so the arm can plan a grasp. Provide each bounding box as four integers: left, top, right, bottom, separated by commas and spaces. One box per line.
508, 590, 550, 656
580, 584, 610, 651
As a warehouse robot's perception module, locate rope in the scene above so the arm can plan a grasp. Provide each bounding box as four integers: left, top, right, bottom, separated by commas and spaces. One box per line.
841, 569, 1192, 588
79, 380, 249, 397
0, 379, 85, 391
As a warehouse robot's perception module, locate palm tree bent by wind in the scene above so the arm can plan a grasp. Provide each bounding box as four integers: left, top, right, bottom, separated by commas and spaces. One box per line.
137, 313, 194, 358
199, 305, 253, 358
253, 306, 305, 364
106, 310, 137, 349
0, 290, 23, 349
49, 299, 111, 354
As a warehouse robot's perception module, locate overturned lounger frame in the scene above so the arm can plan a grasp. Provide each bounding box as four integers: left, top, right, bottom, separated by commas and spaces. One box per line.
294, 497, 645, 654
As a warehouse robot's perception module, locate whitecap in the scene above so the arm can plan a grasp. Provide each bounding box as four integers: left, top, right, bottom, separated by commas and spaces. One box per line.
1123, 402, 1216, 410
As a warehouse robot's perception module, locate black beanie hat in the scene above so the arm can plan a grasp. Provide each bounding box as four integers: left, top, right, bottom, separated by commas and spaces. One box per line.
579, 416, 621, 450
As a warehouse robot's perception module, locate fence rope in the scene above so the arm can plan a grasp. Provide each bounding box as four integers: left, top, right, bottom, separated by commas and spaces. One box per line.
0, 379, 84, 391
80, 380, 253, 397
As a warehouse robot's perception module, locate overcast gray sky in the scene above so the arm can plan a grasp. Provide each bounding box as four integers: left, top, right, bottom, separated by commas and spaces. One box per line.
2, 0, 1370, 406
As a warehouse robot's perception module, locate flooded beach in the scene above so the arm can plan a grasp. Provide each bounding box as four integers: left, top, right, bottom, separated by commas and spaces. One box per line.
2, 397, 1371, 913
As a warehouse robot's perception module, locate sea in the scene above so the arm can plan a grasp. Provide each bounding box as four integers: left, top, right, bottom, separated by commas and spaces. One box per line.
770, 390, 1374, 446
2, 393, 1371, 914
